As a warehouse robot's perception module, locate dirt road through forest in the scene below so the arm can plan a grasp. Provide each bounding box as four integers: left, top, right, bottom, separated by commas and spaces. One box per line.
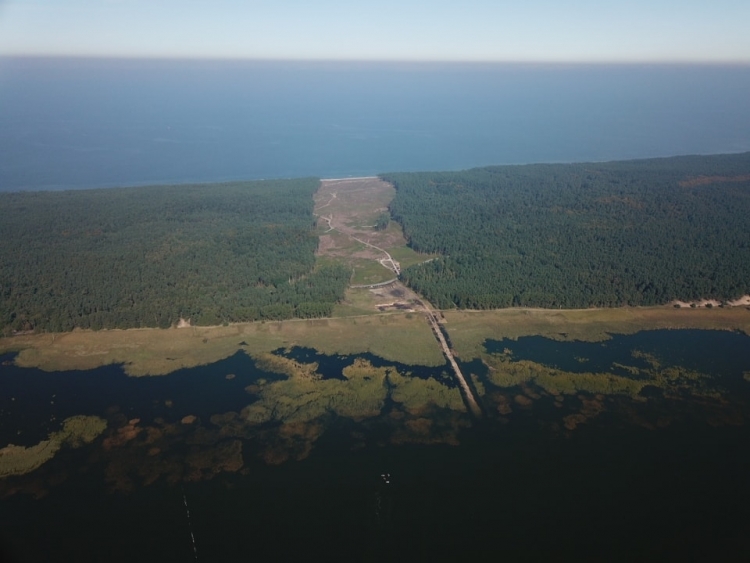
314, 177, 483, 417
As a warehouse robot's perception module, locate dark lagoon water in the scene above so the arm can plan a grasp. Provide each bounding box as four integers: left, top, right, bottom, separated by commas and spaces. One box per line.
1, 329, 750, 562
1, 58, 750, 191
276, 345, 455, 386
485, 329, 750, 388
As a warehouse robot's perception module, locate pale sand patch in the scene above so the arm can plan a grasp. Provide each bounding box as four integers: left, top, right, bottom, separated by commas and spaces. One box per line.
176, 318, 191, 328
671, 296, 749, 308
729, 295, 750, 306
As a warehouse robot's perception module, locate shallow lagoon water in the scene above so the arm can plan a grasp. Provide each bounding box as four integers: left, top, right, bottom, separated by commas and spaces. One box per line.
486, 330, 750, 378
0, 350, 282, 447
485, 329, 750, 386
276, 345, 456, 386
1, 329, 750, 561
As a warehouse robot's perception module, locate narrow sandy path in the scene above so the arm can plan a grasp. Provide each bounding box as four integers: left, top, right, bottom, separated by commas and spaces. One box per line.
348, 234, 400, 276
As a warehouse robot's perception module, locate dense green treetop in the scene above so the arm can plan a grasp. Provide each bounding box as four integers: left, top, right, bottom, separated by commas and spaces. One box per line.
1, 179, 349, 333
382, 153, 750, 309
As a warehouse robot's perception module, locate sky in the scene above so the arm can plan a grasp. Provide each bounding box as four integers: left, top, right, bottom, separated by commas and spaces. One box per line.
0, 0, 749, 62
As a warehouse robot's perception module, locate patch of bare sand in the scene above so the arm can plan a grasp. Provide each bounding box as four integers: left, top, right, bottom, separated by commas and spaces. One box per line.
670, 296, 749, 308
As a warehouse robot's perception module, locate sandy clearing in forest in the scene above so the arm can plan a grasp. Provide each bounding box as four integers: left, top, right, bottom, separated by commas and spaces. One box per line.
313, 177, 408, 254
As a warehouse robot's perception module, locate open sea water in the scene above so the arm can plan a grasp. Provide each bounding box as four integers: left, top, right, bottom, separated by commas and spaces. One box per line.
1, 58, 750, 191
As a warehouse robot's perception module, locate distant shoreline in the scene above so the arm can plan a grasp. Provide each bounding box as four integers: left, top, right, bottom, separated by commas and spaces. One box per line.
4, 150, 750, 194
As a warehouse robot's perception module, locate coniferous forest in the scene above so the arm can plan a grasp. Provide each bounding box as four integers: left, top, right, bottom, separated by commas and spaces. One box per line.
1, 179, 349, 333
383, 152, 750, 309
4, 153, 750, 334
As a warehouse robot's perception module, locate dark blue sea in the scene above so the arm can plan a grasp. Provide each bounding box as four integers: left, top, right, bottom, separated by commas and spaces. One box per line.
1, 57, 750, 191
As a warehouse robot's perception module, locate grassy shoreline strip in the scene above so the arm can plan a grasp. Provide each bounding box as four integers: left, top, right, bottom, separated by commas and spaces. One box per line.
0, 313, 445, 376
2, 306, 748, 376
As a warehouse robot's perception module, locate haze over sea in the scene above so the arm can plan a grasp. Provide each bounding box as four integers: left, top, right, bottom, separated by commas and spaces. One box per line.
1, 58, 750, 191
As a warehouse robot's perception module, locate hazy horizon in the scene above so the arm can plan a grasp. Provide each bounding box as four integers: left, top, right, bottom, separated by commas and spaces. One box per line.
4, 54, 750, 66
1, 0, 748, 63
